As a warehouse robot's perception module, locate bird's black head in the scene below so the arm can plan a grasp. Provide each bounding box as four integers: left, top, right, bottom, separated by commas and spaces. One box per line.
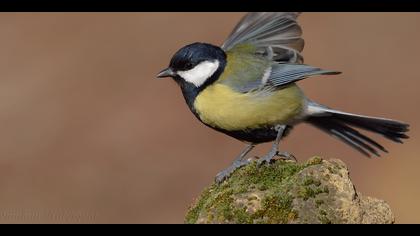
157, 42, 227, 91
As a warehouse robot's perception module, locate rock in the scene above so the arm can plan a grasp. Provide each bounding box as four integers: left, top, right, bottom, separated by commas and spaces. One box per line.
185, 157, 394, 224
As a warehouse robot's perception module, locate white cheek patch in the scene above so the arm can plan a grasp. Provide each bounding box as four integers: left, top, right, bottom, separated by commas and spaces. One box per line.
177, 60, 220, 87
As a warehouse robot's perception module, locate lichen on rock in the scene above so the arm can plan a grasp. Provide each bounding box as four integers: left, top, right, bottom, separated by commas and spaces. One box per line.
185, 157, 394, 224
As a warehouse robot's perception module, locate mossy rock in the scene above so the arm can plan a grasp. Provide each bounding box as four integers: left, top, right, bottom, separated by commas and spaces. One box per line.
185, 157, 394, 224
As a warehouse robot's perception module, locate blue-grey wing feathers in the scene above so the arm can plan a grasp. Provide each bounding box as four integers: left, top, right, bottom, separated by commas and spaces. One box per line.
229, 64, 341, 93
221, 12, 304, 63
267, 64, 341, 88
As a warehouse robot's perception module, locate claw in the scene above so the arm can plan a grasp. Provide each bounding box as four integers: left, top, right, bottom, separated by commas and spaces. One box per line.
215, 159, 250, 184
257, 150, 277, 166
275, 151, 297, 162
257, 151, 297, 166
215, 172, 227, 184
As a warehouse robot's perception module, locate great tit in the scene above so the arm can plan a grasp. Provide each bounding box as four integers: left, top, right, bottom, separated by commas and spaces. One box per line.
157, 12, 409, 183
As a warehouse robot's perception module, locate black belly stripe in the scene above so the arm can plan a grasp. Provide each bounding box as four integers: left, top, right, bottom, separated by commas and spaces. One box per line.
209, 124, 294, 144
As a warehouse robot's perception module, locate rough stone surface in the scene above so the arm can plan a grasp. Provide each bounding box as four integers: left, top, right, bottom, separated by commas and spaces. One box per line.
185, 157, 394, 224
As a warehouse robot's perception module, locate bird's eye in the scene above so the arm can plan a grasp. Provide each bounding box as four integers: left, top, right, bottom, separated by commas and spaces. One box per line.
185, 62, 193, 69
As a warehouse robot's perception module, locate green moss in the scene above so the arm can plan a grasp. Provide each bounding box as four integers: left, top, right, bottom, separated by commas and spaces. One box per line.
289, 210, 299, 221
185, 187, 236, 223
298, 186, 316, 200
302, 177, 315, 186
315, 199, 324, 207
302, 176, 322, 187
254, 194, 294, 224
318, 209, 332, 224
306, 156, 323, 166
184, 187, 211, 224
247, 196, 257, 201
185, 157, 327, 224
226, 161, 307, 196
298, 174, 326, 201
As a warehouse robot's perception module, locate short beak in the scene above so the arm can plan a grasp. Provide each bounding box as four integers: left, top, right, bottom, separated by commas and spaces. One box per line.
156, 68, 175, 79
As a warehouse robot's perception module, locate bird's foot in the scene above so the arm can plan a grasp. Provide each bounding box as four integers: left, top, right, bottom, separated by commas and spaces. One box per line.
257, 149, 277, 166
257, 150, 296, 166
215, 159, 252, 184
276, 151, 297, 162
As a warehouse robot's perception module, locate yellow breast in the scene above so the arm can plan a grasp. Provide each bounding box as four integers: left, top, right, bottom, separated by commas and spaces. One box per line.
193, 83, 305, 131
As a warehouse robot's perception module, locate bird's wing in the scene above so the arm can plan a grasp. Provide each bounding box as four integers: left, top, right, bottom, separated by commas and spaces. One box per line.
218, 49, 340, 93
221, 12, 304, 63
266, 64, 340, 88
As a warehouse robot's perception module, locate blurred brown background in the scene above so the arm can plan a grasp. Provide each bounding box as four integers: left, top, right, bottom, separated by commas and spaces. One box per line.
0, 13, 418, 223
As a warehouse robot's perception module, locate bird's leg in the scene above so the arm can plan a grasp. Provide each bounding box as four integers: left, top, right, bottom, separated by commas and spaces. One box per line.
215, 144, 255, 184
257, 125, 296, 165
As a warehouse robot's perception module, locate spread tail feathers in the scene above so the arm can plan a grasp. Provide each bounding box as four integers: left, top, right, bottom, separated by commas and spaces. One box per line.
306, 102, 410, 157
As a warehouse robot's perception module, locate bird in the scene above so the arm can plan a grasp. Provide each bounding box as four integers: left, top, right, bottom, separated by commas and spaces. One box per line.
156, 12, 410, 183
